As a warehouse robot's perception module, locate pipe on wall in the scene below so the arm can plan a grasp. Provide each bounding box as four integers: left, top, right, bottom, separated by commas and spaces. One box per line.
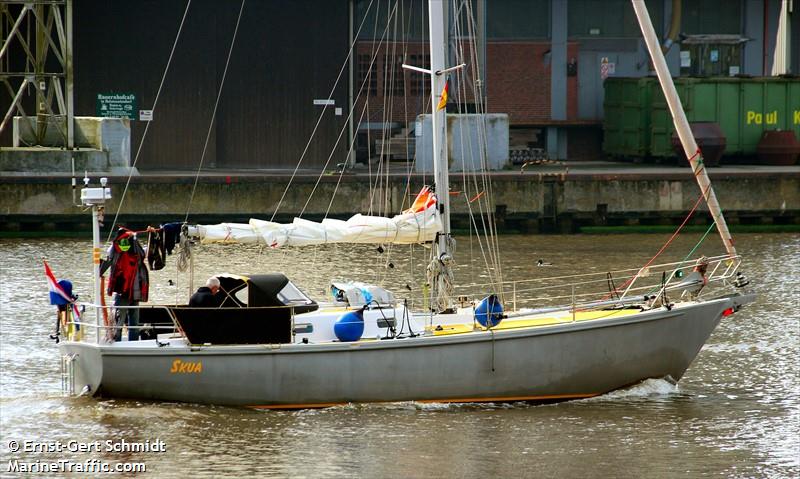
662, 0, 682, 53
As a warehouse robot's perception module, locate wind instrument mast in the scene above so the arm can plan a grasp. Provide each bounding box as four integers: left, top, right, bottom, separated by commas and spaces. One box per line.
631, 0, 736, 257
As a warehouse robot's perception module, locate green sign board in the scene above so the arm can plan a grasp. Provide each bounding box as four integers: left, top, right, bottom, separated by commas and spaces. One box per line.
96, 93, 137, 119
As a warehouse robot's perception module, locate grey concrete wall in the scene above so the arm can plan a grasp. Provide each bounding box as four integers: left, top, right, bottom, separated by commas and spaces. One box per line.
577, 38, 646, 120
742, 0, 786, 75
98, 119, 131, 169
1, 169, 797, 232
559, 175, 799, 217
743, 0, 766, 75
0, 149, 109, 172
793, 3, 799, 74
11, 117, 131, 170
415, 114, 509, 172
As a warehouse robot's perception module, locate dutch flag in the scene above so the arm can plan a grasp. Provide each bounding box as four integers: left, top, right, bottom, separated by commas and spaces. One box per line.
44, 259, 81, 321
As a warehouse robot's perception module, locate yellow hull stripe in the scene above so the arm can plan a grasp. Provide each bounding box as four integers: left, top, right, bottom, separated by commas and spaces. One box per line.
429, 308, 641, 336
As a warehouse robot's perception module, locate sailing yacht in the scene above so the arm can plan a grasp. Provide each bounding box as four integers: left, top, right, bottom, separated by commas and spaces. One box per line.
57, 0, 755, 408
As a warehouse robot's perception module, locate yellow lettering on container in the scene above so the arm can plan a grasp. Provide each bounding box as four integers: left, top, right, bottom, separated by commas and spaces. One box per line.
746, 111, 762, 124
170, 359, 203, 374
766, 111, 777, 125
794, 110, 800, 124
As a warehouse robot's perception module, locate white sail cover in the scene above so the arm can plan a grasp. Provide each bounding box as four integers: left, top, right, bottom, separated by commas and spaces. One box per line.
192, 187, 441, 248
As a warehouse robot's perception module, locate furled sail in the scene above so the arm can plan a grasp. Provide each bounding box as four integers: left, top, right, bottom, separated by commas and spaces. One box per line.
189, 187, 441, 247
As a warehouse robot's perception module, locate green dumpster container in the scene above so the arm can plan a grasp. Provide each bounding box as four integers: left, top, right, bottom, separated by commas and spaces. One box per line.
650, 77, 800, 158
602, 77, 657, 157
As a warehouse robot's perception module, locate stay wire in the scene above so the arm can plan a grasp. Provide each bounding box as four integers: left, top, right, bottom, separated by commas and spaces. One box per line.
644, 220, 718, 297
617, 184, 712, 298
270, 0, 377, 222
184, 0, 246, 223
106, 0, 192, 243
462, 0, 503, 290
683, 221, 718, 262
369, 0, 399, 217
323, 94, 371, 219
451, 0, 502, 293
366, 0, 382, 215
300, 0, 396, 217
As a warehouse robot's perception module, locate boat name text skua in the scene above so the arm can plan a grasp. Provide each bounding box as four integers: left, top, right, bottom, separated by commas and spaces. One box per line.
170, 359, 202, 374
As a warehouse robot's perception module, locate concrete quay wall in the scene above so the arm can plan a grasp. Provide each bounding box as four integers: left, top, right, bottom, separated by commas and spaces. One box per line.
1, 167, 798, 234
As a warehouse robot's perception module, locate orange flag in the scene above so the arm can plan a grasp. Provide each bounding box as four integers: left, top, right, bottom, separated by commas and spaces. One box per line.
436, 81, 449, 111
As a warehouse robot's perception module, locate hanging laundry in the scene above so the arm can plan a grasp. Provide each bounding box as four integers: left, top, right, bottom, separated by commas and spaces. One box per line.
147, 227, 166, 271
162, 222, 183, 255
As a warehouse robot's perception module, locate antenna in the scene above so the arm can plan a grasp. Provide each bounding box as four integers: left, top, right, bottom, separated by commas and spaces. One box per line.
401, 63, 466, 76
71, 155, 78, 206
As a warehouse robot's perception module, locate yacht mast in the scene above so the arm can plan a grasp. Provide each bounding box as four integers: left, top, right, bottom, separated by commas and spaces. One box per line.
631, 0, 737, 257
429, 0, 451, 250
427, 0, 455, 312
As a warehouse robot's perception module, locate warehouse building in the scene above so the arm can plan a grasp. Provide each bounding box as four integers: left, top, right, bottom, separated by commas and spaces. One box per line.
1, 0, 796, 170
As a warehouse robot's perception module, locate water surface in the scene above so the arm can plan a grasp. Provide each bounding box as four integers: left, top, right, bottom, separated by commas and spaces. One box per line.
1, 233, 797, 478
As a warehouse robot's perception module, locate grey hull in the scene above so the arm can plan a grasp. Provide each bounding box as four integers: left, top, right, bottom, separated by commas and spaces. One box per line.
59, 297, 745, 408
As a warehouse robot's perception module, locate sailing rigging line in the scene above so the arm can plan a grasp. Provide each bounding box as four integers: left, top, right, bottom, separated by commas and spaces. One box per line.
270, 0, 377, 222
399, 0, 414, 213
367, 1, 397, 217
457, 0, 500, 269
365, 0, 386, 216
383, 3, 401, 217
456, 29, 494, 270
619, 184, 712, 298
366, 0, 400, 217
398, 0, 425, 292
375, 0, 413, 285
377, 10, 391, 218
400, 0, 429, 291
682, 221, 717, 263
306, 97, 366, 280
301, 1, 411, 283
298, 1, 396, 218
643, 220, 718, 298
451, 0, 481, 287
451, 99, 496, 291
450, 0, 504, 293
323, 97, 371, 219
105, 0, 193, 242
184, 0, 246, 223
464, 2, 504, 295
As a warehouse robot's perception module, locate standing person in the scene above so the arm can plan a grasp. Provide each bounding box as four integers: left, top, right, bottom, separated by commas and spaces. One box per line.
189, 277, 222, 307
100, 229, 149, 341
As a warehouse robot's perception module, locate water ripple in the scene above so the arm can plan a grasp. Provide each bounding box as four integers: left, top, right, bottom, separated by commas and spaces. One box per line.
1, 234, 798, 478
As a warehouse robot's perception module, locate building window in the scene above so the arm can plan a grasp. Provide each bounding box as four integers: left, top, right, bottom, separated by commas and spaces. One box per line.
355, 0, 428, 41
358, 54, 378, 97
409, 54, 429, 96
568, 0, 664, 38
488, 0, 550, 40
384, 55, 405, 96
682, 0, 742, 34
